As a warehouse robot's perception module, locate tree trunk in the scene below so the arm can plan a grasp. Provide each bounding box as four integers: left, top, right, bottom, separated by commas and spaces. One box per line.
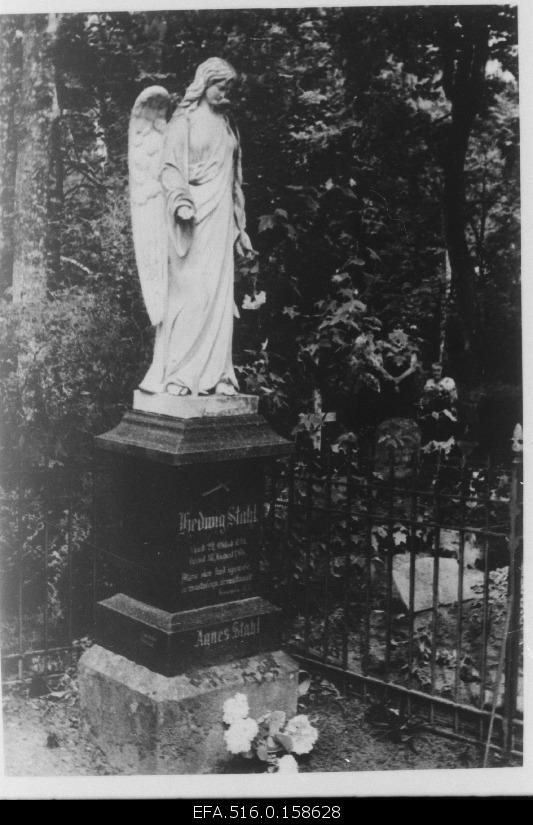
442, 121, 477, 373
439, 12, 489, 382
12, 13, 61, 303
0, 16, 22, 295
48, 106, 64, 290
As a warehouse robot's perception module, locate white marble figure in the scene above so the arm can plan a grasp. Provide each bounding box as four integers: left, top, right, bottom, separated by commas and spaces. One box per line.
129, 58, 255, 397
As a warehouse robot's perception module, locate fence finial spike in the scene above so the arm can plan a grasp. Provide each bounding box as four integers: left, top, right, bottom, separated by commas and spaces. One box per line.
511, 423, 523, 453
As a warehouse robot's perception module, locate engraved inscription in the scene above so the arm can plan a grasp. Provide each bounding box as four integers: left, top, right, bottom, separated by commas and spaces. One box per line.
181, 544, 253, 594
178, 504, 258, 534
194, 616, 261, 648
178, 499, 260, 603
140, 632, 157, 648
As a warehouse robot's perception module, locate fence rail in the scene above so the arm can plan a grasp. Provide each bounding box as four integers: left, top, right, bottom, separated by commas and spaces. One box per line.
0, 431, 523, 756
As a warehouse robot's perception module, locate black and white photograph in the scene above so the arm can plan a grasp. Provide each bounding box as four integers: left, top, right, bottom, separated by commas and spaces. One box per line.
0, 0, 528, 799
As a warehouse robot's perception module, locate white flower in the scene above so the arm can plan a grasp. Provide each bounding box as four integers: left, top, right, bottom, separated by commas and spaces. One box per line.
224, 717, 259, 754
223, 692, 249, 725
284, 715, 318, 755
439, 376, 457, 399
277, 754, 299, 774
242, 291, 267, 310
439, 376, 455, 390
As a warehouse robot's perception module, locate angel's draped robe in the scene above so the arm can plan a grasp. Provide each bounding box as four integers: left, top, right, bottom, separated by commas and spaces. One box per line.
140, 110, 244, 395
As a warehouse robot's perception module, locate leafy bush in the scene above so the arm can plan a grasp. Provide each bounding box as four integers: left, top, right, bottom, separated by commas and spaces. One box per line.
0, 284, 146, 467
45, 9, 519, 441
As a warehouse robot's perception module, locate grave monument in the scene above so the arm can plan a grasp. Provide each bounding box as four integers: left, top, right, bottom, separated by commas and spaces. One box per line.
78, 59, 296, 774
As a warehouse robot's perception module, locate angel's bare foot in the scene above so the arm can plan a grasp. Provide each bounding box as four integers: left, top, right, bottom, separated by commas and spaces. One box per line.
167, 383, 190, 396
215, 380, 237, 396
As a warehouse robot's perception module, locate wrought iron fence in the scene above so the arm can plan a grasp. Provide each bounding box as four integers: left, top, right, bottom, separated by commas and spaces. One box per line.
0, 457, 107, 684
262, 429, 523, 758
0, 430, 523, 757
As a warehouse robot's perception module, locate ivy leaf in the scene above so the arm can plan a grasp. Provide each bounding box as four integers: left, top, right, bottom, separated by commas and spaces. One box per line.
298, 671, 312, 696
341, 186, 357, 200
275, 732, 294, 753
285, 224, 297, 240
268, 711, 287, 735
258, 214, 276, 233
256, 743, 269, 761
346, 256, 366, 267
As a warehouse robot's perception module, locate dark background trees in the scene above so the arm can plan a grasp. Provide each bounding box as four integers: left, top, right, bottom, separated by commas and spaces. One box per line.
0, 6, 521, 464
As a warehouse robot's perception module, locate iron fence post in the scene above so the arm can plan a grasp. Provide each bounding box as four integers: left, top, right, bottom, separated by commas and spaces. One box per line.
503, 424, 522, 754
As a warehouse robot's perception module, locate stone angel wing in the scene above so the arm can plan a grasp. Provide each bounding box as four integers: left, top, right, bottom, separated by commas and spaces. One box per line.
128, 85, 171, 327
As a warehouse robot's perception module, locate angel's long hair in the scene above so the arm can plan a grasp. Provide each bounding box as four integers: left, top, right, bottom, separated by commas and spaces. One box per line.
178, 57, 237, 112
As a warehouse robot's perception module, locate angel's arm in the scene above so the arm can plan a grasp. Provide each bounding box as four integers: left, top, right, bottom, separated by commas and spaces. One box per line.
160, 114, 195, 223
233, 132, 246, 235
232, 125, 255, 257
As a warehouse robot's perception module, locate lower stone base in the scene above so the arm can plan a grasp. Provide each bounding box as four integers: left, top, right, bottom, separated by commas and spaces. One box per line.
78, 645, 299, 775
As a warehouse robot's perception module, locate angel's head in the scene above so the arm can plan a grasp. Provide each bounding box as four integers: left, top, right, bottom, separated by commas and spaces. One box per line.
179, 57, 237, 111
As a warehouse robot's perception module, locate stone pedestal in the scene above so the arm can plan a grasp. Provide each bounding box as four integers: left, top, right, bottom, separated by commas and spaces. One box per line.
96, 593, 283, 676
79, 645, 298, 775
81, 392, 295, 772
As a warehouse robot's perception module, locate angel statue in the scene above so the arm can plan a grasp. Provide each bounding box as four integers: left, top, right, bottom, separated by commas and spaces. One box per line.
129, 57, 255, 397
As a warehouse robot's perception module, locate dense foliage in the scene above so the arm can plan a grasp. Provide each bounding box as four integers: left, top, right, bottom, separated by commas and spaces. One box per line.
0, 7, 521, 464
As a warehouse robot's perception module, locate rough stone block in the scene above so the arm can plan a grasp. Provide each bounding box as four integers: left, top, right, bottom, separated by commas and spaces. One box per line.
392, 555, 484, 613
78, 645, 299, 775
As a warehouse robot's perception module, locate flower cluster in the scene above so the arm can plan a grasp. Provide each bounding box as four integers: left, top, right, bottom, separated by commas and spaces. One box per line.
224, 716, 259, 755
284, 714, 319, 755
222, 693, 318, 773
223, 692, 249, 726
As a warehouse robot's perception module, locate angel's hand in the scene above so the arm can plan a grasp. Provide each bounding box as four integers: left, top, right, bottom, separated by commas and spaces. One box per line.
235, 230, 258, 260
175, 204, 194, 222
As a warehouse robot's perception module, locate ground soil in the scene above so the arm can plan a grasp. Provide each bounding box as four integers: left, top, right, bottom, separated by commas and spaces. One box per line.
1, 670, 518, 777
